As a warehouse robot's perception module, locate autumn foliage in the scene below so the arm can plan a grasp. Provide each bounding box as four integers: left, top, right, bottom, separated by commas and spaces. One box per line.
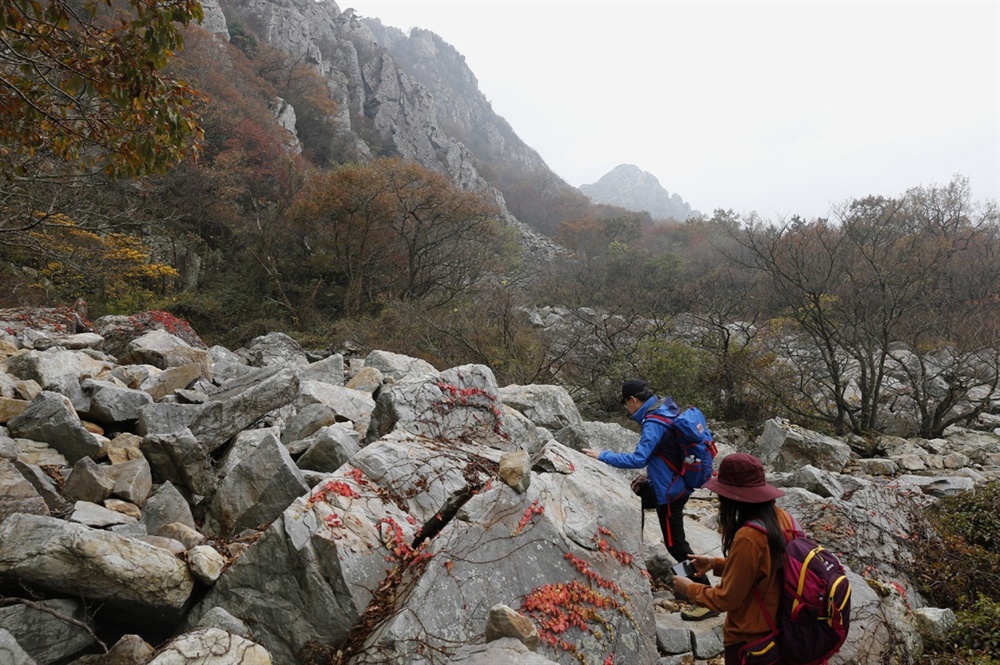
0, 0, 204, 178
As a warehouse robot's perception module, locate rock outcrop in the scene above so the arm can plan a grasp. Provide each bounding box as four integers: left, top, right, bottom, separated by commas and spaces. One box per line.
580, 163, 699, 221
210, 0, 562, 264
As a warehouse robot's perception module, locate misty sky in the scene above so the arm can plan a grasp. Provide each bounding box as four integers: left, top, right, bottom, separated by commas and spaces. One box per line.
343, 1, 999, 221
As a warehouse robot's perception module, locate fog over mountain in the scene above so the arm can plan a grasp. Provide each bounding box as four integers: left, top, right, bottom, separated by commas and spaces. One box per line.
580, 164, 700, 222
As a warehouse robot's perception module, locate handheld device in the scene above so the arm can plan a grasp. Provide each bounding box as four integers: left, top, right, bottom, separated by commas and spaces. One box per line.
672, 560, 697, 579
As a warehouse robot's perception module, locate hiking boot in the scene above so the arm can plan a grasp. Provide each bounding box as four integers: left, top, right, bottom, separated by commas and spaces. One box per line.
681, 606, 720, 621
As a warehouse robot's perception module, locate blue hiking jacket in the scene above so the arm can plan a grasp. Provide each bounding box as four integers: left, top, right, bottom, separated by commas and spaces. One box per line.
598, 395, 688, 505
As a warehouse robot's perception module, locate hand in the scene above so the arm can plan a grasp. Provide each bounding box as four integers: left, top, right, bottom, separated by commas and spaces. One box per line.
582, 448, 601, 459
687, 554, 715, 577
672, 575, 691, 599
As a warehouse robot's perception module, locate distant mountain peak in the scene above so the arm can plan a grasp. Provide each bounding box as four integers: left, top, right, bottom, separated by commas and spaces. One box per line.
580, 164, 699, 221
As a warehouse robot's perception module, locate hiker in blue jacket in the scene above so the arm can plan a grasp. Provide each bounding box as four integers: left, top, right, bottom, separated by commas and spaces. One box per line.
584, 378, 716, 620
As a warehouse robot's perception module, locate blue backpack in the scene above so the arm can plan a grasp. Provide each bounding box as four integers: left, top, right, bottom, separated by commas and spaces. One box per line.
644, 399, 718, 493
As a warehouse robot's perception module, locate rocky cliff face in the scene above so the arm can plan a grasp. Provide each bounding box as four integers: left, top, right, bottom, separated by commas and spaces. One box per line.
210, 0, 560, 261
581, 164, 700, 221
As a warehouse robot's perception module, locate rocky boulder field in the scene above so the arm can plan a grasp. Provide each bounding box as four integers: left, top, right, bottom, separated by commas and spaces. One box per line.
1, 307, 998, 665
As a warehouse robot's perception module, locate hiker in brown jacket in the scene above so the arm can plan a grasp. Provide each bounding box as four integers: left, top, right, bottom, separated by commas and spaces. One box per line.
672, 453, 793, 665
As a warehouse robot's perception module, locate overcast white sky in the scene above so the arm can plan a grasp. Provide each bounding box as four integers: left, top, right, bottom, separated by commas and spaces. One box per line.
343, 1, 1000, 220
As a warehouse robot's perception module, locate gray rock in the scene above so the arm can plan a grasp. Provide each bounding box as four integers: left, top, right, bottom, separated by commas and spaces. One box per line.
498, 383, 584, 434
141, 481, 196, 535
203, 432, 309, 537
136, 402, 202, 437
500, 405, 550, 455
0, 627, 37, 665
187, 545, 226, 585
484, 604, 539, 650
63, 456, 115, 503
207, 345, 252, 384
0, 598, 94, 664
84, 378, 153, 423
7, 391, 102, 463
5, 349, 111, 412
9, 437, 67, 466
141, 428, 216, 497
295, 424, 360, 473
216, 427, 281, 480
74, 634, 154, 665
11, 459, 70, 513
193, 607, 254, 640
70, 500, 138, 528
345, 366, 383, 393
189, 366, 299, 452
295, 381, 374, 435
363, 349, 436, 382
296, 353, 344, 386
0, 513, 194, 620
280, 403, 337, 445
445, 637, 557, 664
654, 613, 692, 654
913, 606, 956, 642
158, 522, 206, 549
755, 418, 851, 473
106, 457, 153, 506
896, 474, 975, 498
499, 449, 531, 493
366, 364, 509, 447
146, 628, 271, 665
0, 458, 48, 522
239, 332, 309, 369
118, 329, 213, 381
858, 458, 898, 476
142, 364, 204, 401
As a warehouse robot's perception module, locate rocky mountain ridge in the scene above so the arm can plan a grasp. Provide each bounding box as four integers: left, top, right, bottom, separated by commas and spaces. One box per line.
200, 0, 561, 263
580, 164, 700, 221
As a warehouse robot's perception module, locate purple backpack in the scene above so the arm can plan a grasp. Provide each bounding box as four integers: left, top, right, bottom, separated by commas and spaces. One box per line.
740, 518, 852, 665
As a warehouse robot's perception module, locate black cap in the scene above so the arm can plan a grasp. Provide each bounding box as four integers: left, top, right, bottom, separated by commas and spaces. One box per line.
621, 379, 650, 404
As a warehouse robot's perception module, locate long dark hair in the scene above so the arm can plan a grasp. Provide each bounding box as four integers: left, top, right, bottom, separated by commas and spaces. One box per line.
718, 497, 786, 571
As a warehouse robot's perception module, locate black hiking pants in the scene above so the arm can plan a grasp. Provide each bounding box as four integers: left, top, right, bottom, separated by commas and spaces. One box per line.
657, 494, 711, 585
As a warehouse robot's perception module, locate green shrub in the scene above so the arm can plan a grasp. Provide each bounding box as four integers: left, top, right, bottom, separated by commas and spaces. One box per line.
922, 595, 1000, 665
910, 481, 1000, 611
635, 337, 716, 415
935, 482, 1000, 552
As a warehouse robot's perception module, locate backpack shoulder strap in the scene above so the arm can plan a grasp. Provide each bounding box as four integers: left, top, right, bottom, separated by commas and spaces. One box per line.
641, 397, 674, 426
751, 587, 778, 633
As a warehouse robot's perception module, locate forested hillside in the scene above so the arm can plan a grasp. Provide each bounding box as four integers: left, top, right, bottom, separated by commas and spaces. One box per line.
1, 0, 997, 440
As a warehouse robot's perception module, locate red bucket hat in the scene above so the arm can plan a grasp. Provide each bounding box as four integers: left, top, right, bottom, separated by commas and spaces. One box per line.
703, 453, 785, 503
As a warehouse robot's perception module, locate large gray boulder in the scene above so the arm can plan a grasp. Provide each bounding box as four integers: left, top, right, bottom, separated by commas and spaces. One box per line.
498, 384, 584, 435
7, 391, 103, 463
754, 418, 852, 473
118, 329, 213, 381
83, 378, 154, 423
0, 598, 95, 664
0, 513, 194, 621
203, 432, 309, 537
238, 332, 309, 369
141, 428, 216, 497
5, 348, 111, 412
365, 364, 512, 448
188, 366, 300, 452
146, 628, 272, 665
185, 423, 657, 665
363, 349, 436, 382
0, 458, 48, 522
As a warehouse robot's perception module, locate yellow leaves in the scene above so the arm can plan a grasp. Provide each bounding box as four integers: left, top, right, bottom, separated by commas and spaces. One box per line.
23, 214, 178, 305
